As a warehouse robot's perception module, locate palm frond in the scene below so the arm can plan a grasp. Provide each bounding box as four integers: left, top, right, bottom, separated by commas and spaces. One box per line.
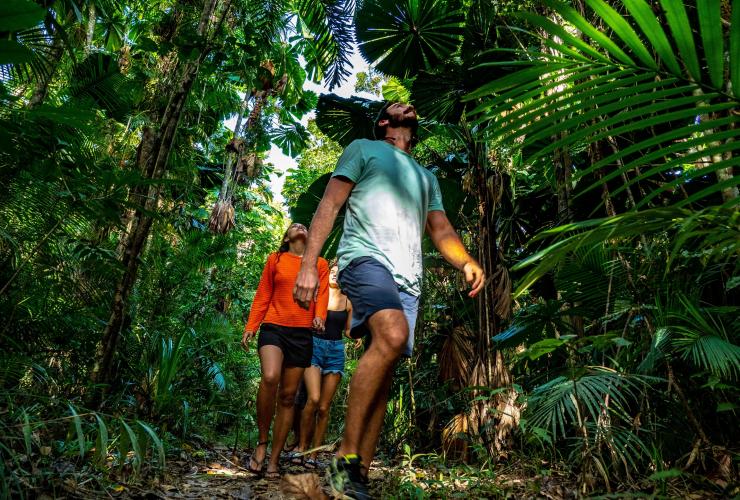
293, 0, 355, 90
512, 204, 740, 297
526, 366, 652, 441
464, 0, 740, 209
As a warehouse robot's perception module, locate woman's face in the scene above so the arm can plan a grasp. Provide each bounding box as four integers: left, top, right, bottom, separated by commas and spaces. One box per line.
285, 223, 307, 243
329, 265, 339, 285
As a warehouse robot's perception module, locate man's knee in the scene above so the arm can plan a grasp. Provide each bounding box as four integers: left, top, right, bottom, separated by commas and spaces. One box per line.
369, 310, 409, 356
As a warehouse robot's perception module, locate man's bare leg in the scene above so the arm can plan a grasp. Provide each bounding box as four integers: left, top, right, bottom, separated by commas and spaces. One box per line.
357, 369, 393, 478
336, 308, 407, 459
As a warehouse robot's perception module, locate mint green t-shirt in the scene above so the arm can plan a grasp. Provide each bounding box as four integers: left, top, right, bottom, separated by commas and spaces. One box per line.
332, 139, 444, 296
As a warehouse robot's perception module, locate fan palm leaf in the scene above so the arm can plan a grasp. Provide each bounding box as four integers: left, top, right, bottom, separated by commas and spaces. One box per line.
354, 0, 465, 78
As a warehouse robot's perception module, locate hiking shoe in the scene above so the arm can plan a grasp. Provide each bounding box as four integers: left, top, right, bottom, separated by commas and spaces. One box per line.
327, 454, 371, 500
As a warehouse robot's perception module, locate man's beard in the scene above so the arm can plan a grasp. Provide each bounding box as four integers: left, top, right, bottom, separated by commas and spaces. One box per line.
387, 114, 418, 129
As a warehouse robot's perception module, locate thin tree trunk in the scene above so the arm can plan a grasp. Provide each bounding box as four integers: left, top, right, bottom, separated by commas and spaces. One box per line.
92, 0, 225, 392
85, 2, 96, 55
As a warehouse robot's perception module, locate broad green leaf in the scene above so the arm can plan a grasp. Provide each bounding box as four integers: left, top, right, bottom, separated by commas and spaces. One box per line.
68, 404, 85, 460
622, 0, 681, 75
0, 40, 34, 66
732, 0, 740, 97
94, 414, 109, 465
648, 468, 683, 481
0, 0, 45, 32
659, 0, 701, 82
696, 0, 724, 89
585, 0, 656, 69
137, 421, 165, 469
22, 411, 32, 458
717, 402, 739, 412
120, 420, 142, 474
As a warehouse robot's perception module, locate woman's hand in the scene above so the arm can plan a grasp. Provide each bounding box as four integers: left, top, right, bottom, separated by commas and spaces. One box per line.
312, 316, 325, 332
242, 328, 255, 352
353, 338, 362, 349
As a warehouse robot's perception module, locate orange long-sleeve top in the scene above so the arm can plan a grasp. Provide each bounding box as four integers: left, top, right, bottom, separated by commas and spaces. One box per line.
245, 252, 329, 332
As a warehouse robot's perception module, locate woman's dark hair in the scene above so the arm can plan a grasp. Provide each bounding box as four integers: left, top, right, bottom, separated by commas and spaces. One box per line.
373, 101, 419, 144
275, 223, 306, 264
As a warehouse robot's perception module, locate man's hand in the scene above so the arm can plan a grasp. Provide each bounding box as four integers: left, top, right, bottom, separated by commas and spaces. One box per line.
241, 328, 255, 352
293, 264, 319, 310
463, 260, 485, 298
312, 316, 325, 332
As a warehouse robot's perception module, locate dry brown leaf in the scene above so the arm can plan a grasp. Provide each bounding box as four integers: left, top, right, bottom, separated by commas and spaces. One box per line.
279, 473, 329, 500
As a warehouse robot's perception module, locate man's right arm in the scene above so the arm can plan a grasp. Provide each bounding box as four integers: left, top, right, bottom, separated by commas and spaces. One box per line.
293, 176, 354, 309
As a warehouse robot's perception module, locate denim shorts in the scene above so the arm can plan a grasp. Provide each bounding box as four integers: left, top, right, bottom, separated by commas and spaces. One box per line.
311, 336, 345, 376
338, 256, 419, 357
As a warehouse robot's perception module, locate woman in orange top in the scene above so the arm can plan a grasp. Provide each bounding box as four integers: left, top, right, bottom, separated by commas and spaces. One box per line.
241, 223, 329, 478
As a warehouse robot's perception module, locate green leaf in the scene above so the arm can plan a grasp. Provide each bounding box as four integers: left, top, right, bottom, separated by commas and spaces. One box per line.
717, 402, 739, 412
585, 0, 656, 69
659, 0, 701, 82
648, 468, 683, 480
732, 0, 740, 97
521, 338, 568, 360
622, 0, 681, 75
68, 404, 86, 460
315, 93, 384, 146
0, 0, 45, 32
94, 414, 109, 465
137, 421, 165, 469
355, 0, 465, 78
0, 40, 34, 65
22, 411, 32, 458
120, 420, 142, 474
696, 0, 724, 89
548, 0, 635, 66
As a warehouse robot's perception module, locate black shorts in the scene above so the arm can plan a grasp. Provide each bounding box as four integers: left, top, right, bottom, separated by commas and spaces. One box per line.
257, 323, 313, 368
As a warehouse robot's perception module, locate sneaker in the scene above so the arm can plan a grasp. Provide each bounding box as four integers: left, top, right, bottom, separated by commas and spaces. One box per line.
327, 454, 371, 500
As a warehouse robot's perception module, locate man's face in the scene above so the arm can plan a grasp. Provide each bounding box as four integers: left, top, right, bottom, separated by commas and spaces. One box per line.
384, 103, 417, 127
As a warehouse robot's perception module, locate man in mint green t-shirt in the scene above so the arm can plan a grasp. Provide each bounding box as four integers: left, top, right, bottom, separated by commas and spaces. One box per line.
294, 102, 484, 499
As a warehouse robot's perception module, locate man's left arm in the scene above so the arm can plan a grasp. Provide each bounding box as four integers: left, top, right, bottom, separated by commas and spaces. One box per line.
425, 210, 485, 297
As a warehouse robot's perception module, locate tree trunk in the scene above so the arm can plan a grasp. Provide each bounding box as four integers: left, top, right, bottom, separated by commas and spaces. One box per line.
468, 143, 517, 459
92, 0, 225, 392
85, 2, 96, 55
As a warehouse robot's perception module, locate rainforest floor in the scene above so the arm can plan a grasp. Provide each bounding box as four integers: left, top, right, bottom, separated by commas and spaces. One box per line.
25, 441, 736, 499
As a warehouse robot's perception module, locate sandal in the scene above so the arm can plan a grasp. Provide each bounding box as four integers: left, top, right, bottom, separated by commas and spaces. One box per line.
264, 467, 282, 479
248, 441, 268, 474
286, 450, 305, 465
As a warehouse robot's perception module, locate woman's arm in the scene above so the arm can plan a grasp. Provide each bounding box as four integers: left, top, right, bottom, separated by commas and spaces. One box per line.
244, 254, 275, 334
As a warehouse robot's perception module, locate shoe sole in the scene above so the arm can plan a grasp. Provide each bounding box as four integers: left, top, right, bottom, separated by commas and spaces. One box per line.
326, 468, 354, 500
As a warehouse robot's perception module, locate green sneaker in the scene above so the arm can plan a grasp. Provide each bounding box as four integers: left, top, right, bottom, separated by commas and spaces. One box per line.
327, 454, 371, 500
